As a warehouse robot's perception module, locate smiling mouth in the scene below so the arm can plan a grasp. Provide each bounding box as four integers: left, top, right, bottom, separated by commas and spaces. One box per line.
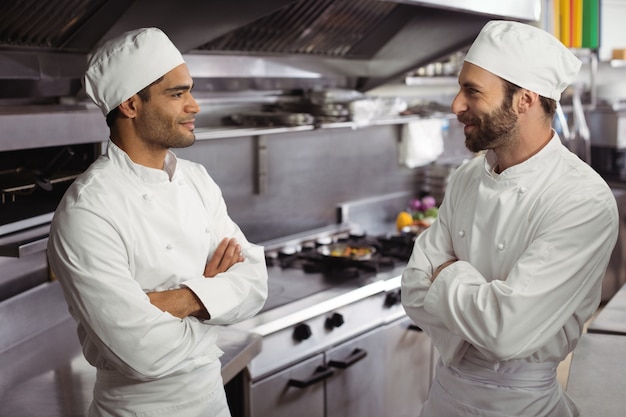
458, 116, 478, 133
180, 120, 195, 130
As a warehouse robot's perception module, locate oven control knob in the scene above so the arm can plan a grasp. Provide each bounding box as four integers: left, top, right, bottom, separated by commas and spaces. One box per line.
325, 313, 344, 329
293, 323, 312, 341
384, 290, 401, 307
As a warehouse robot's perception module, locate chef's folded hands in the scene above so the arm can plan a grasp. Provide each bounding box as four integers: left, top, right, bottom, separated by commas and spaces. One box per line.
204, 237, 245, 278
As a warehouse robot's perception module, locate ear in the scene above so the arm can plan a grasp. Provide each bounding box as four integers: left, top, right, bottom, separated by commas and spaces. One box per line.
517, 89, 539, 114
118, 95, 140, 119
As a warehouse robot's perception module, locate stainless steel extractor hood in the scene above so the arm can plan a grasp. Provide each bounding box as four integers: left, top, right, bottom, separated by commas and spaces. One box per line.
0, 0, 541, 102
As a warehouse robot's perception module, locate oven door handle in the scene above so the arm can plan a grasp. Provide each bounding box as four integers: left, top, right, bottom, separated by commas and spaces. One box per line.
0, 225, 50, 258
327, 348, 368, 369
288, 365, 334, 389
408, 324, 423, 332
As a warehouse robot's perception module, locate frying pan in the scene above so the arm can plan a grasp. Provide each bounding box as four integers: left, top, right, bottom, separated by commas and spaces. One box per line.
316, 242, 377, 262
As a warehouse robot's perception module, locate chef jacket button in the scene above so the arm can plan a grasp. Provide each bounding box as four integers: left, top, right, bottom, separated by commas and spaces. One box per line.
143, 194, 152, 201
518, 187, 528, 194
165, 244, 173, 250
497, 243, 505, 251
205, 227, 211, 233
458, 230, 465, 238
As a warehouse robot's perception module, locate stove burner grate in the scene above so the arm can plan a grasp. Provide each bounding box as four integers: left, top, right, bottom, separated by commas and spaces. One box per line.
265, 232, 414, 278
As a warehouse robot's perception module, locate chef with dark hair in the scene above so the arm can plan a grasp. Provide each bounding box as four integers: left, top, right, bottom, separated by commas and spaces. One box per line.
402, 20, 618, 416
48, 28, 268, 417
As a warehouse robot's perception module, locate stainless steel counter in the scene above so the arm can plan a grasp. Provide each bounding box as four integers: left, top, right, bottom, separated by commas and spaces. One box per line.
0, 281, 261, 417
566, 333, 626, 417
587, 282, 626, 335
219, 326, 262, 384
567, 283, 626, 416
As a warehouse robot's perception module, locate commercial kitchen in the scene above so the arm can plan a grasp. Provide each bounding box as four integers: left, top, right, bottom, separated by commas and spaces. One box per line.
2, 0, 626, 416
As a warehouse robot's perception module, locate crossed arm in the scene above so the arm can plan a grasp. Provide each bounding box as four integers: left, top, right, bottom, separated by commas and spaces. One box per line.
147, 237, 244, 319
432, 259, 457, 282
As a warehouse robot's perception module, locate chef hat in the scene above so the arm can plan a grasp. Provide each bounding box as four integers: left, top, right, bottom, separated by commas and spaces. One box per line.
84, 27, 185, 116
464, 20, 581, 101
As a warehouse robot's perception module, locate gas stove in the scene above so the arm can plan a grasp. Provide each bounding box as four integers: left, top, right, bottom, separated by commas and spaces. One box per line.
227, 219, 433, 417
258, 223, 416, 313
228, 222, 417, 376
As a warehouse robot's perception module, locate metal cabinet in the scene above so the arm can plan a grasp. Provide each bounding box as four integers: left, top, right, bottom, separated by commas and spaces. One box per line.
247, 326, 387, 417
383, 316, 433, 417
325, 327, 386, 417
246, 318, 433, 417
248, 353, 326, 417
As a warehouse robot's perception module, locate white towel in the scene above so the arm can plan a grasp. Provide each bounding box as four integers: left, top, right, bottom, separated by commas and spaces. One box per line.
398, 118, 444, 168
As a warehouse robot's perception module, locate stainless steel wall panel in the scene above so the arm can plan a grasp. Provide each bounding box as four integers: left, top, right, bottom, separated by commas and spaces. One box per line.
174, 125, 420, 243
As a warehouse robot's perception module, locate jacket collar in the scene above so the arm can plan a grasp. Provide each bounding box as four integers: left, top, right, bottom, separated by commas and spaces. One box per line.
484, 130, 562, 180
106, 140, 178, 184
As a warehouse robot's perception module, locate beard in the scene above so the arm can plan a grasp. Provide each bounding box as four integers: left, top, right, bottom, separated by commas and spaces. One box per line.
458, 99, 519, 153
135, 106, 196, 151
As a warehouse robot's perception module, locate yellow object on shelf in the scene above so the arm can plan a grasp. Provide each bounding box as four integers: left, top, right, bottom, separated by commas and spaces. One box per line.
396, 211, 414, 231
553, 0, 600, 49
550, 0, 560, 39
559, 0, 571, 47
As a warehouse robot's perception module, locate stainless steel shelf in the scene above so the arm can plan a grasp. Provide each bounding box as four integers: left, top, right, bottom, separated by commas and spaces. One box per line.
194, 125, 315, 140
405, 76, 458, 86
194, 114, 451, 141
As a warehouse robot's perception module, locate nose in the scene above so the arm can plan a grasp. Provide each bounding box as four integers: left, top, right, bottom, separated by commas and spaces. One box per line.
186, 93, 200, 114
451, 90, 466, 116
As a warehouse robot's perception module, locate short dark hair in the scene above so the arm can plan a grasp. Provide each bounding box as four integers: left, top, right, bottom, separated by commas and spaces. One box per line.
104, 76, 164, 127
502, 79, 557, 120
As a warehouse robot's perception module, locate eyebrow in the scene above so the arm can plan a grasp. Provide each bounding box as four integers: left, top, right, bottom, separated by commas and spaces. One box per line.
460, 81, 480, 89
163, 84, 193, 93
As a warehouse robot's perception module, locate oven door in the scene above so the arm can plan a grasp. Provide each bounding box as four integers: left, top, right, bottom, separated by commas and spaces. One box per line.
325, 326, 386, 417
383, 316, 433, 417
248, 353, 327, 417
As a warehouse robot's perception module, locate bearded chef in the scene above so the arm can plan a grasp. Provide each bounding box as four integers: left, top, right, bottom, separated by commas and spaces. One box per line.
47, 28, 268, 417
401, 20, 619, 417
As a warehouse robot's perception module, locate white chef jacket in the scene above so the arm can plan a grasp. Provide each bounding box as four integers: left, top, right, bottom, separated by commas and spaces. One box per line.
401, 132, 618, 415
47, 140, 268, 416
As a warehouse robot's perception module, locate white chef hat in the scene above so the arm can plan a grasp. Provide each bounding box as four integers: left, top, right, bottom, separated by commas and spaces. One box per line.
83, 27, 185, 116
464, 20, 581, 101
